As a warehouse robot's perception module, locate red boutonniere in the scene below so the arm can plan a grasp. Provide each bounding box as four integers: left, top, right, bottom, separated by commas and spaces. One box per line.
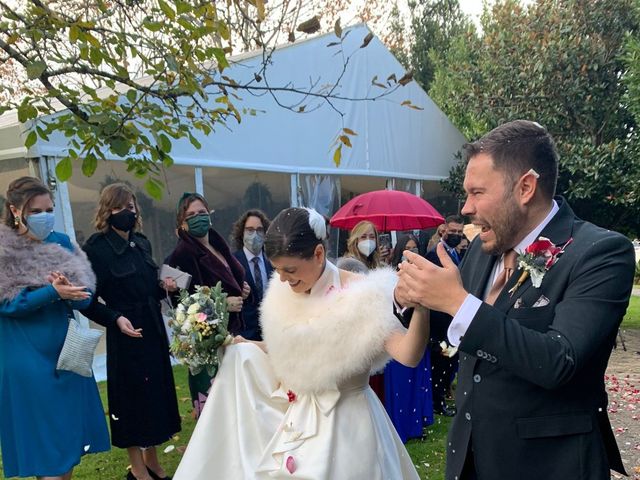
286, 390, 297, 403
508, 236, 573, 296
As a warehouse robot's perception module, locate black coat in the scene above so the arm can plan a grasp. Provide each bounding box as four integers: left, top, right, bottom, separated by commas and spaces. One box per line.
81, 229, 181, 448
165, 228, 246, 335
233, 249, 273, 340
445, 198, 635, 480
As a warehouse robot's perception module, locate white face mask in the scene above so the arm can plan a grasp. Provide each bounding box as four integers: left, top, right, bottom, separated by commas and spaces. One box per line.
357, 239, 376, 257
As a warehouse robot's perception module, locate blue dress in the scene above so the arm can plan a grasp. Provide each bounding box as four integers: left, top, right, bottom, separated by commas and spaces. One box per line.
384, 347, 434, 443
0, 232, 110, 478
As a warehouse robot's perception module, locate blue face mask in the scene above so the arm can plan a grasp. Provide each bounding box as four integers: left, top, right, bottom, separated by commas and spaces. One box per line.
26, 212, 55, 240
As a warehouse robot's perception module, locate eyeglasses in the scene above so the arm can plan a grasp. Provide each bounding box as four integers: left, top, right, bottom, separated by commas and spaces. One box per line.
245, 227, 265, 234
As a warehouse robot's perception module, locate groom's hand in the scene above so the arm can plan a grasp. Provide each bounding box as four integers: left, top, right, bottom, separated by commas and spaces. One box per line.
397, 243, 468, 316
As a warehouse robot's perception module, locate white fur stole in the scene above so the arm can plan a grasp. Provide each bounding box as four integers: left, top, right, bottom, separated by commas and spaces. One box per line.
0, 225, 96, 302
260, 267, 404, 393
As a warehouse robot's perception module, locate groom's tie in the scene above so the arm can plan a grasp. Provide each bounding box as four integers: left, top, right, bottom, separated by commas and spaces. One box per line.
485, 249, 517, 305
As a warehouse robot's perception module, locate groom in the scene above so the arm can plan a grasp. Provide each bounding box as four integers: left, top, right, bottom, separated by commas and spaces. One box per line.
396, 120, 635, 480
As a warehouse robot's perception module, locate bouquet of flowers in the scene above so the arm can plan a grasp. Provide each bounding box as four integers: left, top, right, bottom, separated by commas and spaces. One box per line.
169, 282, 231, 376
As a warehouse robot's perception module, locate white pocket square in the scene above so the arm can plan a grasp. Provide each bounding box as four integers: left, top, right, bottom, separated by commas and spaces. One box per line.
532, 295, 550, 308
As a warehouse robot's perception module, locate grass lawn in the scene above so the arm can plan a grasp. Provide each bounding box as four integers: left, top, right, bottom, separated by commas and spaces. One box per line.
1, 363, 454, 480
2, 294, 636, 479
622, 295, 640, 330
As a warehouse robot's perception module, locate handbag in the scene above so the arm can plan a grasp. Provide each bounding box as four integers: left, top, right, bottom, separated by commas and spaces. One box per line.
56, 317, 104, 377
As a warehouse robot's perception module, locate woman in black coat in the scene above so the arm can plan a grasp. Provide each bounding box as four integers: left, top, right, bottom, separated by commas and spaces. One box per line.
165, 192, 248, 418
82, 183, 181, 480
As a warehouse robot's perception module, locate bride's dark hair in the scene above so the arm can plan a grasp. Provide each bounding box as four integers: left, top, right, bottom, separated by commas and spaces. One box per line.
265, 207, 326, 260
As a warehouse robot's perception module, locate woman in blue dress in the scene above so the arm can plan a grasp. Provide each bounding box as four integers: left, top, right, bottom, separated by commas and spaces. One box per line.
0, 176, 110, 479
384, 233, 434, 442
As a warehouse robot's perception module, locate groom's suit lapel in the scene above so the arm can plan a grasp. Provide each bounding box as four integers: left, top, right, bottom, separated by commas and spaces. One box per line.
495, 197, 576, 310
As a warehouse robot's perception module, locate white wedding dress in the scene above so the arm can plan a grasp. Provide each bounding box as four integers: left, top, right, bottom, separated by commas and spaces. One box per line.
174, 262, 420, 480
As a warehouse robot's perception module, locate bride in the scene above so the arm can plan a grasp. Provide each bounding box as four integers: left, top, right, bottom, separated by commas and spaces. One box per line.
174, 208, 428, 479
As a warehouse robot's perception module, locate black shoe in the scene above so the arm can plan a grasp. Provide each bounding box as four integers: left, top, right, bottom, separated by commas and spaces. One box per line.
147, 466, 172, 480
435, 405, 456, 417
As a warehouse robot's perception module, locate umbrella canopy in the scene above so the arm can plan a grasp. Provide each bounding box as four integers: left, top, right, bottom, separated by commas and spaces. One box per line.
330, 190, 444, 232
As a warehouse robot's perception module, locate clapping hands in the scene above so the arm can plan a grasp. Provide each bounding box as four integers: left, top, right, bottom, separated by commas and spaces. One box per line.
396, 244, 467, 316
48, 271, 91, 301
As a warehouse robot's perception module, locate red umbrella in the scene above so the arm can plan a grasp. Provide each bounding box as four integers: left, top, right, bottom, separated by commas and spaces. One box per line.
329, 190, 444, 232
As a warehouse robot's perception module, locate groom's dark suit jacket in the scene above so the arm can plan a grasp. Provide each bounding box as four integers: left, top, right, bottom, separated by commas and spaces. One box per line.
446, 198, 635, 480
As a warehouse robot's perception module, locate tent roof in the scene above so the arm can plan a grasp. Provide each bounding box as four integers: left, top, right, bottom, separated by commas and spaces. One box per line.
0, 24, 465, 180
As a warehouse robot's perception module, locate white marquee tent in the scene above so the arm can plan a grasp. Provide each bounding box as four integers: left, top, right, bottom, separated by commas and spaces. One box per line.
0, 24, 465, 379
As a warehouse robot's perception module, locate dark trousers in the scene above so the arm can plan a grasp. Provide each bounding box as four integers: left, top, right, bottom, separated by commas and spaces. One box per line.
461, 448, 478, 480
430, 349, 458, 409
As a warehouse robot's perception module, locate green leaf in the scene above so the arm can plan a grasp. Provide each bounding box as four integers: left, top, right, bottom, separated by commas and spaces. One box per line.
143, 21, 163, 32
158, 134, 172, 153
188, 133, 202, 149
144, 178, 163, 200
158, 0, 175, 20
212, 48, 229, 71
109, 137, 130, 157
25, 130, 37, 149
126, 89, 137, 103
55, 157, 73, 181
89, 47, 103, 66
69, 25, 80, 43
26, 61, 47, 80
81, 153, 98, 176
176, 1, 191, 14
17, 103, 38, 123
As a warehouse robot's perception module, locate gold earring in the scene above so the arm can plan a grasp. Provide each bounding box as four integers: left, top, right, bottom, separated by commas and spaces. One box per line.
14, 216, 20, 226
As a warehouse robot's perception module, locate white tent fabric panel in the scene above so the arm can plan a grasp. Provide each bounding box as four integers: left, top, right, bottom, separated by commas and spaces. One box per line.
1, 25, 465, 180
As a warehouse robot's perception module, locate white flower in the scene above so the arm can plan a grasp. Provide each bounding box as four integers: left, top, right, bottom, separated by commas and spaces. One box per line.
529, 268, 545, 288
187, 303, 200, 314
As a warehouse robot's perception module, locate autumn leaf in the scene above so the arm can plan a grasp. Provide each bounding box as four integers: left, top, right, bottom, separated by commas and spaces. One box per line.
398, 72, 413, 86
297, 16, 321, 34
361, 32, 374, 48
333, 144, 342, 167
334, 19, 342, 38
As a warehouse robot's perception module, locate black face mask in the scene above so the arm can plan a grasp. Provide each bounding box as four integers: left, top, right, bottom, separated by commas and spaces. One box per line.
446, 233, 462, 248
109, 209, 137, 232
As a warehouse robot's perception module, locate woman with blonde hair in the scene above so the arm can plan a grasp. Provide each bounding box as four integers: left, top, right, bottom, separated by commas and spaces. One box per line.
344, 220, 389, 269
82, 183, 181, 480
0, 176, 110, 479
343, 220, 390, 401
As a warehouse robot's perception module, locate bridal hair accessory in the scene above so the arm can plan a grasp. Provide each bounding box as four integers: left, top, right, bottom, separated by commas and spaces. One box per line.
508, 236, 573, 296
303, 207, 327, 240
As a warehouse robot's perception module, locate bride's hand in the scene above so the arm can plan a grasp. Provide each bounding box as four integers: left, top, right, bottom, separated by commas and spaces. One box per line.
231, 335, 267, 353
